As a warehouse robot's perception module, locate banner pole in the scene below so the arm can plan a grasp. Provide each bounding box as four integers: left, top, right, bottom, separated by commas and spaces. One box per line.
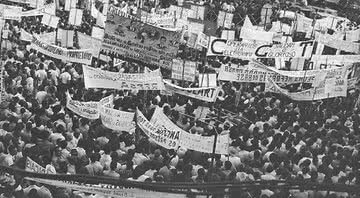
182, 59, 185, 87
264, 8, 268, 30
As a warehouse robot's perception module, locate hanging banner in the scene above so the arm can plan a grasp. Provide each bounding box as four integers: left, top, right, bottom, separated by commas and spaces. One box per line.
20, 29, 56, 44
240, 27, 275, 42
30, 35, 92, 65
140, 11, 175, 28
82, 65, 165, 90
66, 93, 99, 120
68, 8, 83, 26
77, 32, 101, 57
171, 59, 196, 82
58, 29, 74, 48
41, 13, 60, 28
217, 11, 233, 29
21, 3, 55, 17
0, 4, 23, 21
265, 67, 348, 101
163, 81, 220, 102
99, 94, 114, 108
101, 6, 180, 69
25, 157, 55, 174
207, 36, 314, 59
100, 106, 135, 133
136, 109, 180, 149
316, 33, 360, 54
92, 26, 105, 40
151, 107, 229, 154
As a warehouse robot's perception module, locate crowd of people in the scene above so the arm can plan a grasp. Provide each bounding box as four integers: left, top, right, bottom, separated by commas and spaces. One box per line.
0, 0, 359, 198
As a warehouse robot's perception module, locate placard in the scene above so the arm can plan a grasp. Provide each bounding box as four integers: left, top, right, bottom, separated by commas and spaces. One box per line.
77, 32, 101, 57
68, 8, 83, 26
65, 0, 77, 11
171, 59, 196, 82
41, 13, 60, 28
101, 6, 180, 69
217, 11, 233, 29
21, 3, 55, 16
0, 4, 22, 21
100, 106, 135, 133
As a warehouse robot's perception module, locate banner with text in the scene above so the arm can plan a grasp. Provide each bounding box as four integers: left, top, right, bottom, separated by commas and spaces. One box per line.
82, 65, 165, 90
164, 81, 220, 102
100, 106, 135, 133
101, 6, 180, 69
66, 93, 99, 120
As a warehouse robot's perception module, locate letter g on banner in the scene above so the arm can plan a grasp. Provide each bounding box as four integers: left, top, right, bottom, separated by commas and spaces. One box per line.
255, 44, 272, 57
210, 38, 227, 55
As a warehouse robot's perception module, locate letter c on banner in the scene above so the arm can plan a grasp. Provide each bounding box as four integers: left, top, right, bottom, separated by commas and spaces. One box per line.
255, 44, 272, 57
210, 39, 226, 55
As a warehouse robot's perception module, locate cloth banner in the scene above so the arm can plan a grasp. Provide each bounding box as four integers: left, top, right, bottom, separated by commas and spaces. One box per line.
82, 65, 165, 90
163, 80, 220, 102
66, 93, 99, 120
20, 29, 56, 44
0, 4, 22, 21
346, 29, 360, 42
68, 8, 83, 26
168, 5, 194, 20
221, 30, 235, 40
41, 13, 60, 28
30, 35, 92, 65
217, 11, 233, 29
101, 6, 180, 69
171, 59, 196, 82
310, 55, 360, 70
21, 3, 55, 16
100, 106, 135, 133
199, 73, 217, 87
136, 109, 180, 149
190, 5, 205, 20
240, 27, 274, 42
140, 11, 175, 28
265, 67, 348, 101
151, 107, 229, 154
207, 36, 314, 59
58, 29, 74, 48
29, 0, 45, 8
77, 32, 101, 57
25, 157, 55, 174
316, 33, 360, 54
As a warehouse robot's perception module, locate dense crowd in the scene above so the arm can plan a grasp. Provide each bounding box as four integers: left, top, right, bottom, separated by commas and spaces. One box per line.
0, 0, 359, 198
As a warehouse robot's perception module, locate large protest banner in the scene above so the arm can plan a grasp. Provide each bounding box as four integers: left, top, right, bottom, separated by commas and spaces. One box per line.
265, 67, 348, 101
66, 93, 99, 120
41, 13, 60, 28
164, 80, 220, 102
101, 6, 180, 69
0, 4, 23, 21
207, 37, 314, 59
151, 107, 229, 154
30, 35, 92, 65
100, 106, 135, 133
316, 33, 360, 54
25, 157, 185, 198
310, 55, 360, 70
82, 65, 165, 90
136, 109, 180, 149
21, 3, 55, 16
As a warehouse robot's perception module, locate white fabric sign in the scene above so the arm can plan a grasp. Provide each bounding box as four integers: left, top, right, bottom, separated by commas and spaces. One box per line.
217, 11, 233, 29
82, 65, 165, 90
136, 109, 180, 149
100, 106, 135, 133
66, 93, 99, 120
20, 29, 56, 44
21, 3, 55, 16
163, 80, 220, 102
65, 0, 77, 11
0, 4, 22, 21
240, 27, 274, 42
77, 32, 101, 57
171, 59, 196, 82
41, 13, 60, 28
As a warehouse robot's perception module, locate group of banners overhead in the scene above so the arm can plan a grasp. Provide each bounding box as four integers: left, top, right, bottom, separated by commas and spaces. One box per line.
30, 35, 92, 65
207, 37, 314, 59
82, 65, 165, 90
265, 66, 348, 101
101, 6, 181, 69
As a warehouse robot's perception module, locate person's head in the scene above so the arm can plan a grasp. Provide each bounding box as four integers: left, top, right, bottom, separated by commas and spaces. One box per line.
224, 161, 232, 170
110, 161, 117, 171
90, 153, 100, 163
28, 189, 38, 198
160, 36, 166, 45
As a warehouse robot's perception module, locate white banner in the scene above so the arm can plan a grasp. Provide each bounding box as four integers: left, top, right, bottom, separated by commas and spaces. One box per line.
65, 0, 77, 11
100, 106, 135, 133
199, 73, 217, 88
77, 32, 101, 57
82, 65, 165, 90
196, 32, 209, 48
310, 55, 360, 70
58, 29, 74, 48
92, 26, 105, 40
151, 107, 229, 154
316, 33, 360, 54
30, 35, 92, 65
29, 0, 45, 8
25, 157, 55, 174
265, 67, 348, 101
66, 93, 99, 120
20, 29, 56, 44
136, 109, 180, 149
163, 81, 220, 102
68, 8, 83, 26
0, 4, 22, 21
21, 3, 55, 17
240, 27, 274, 42
207, 36, 314, 59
